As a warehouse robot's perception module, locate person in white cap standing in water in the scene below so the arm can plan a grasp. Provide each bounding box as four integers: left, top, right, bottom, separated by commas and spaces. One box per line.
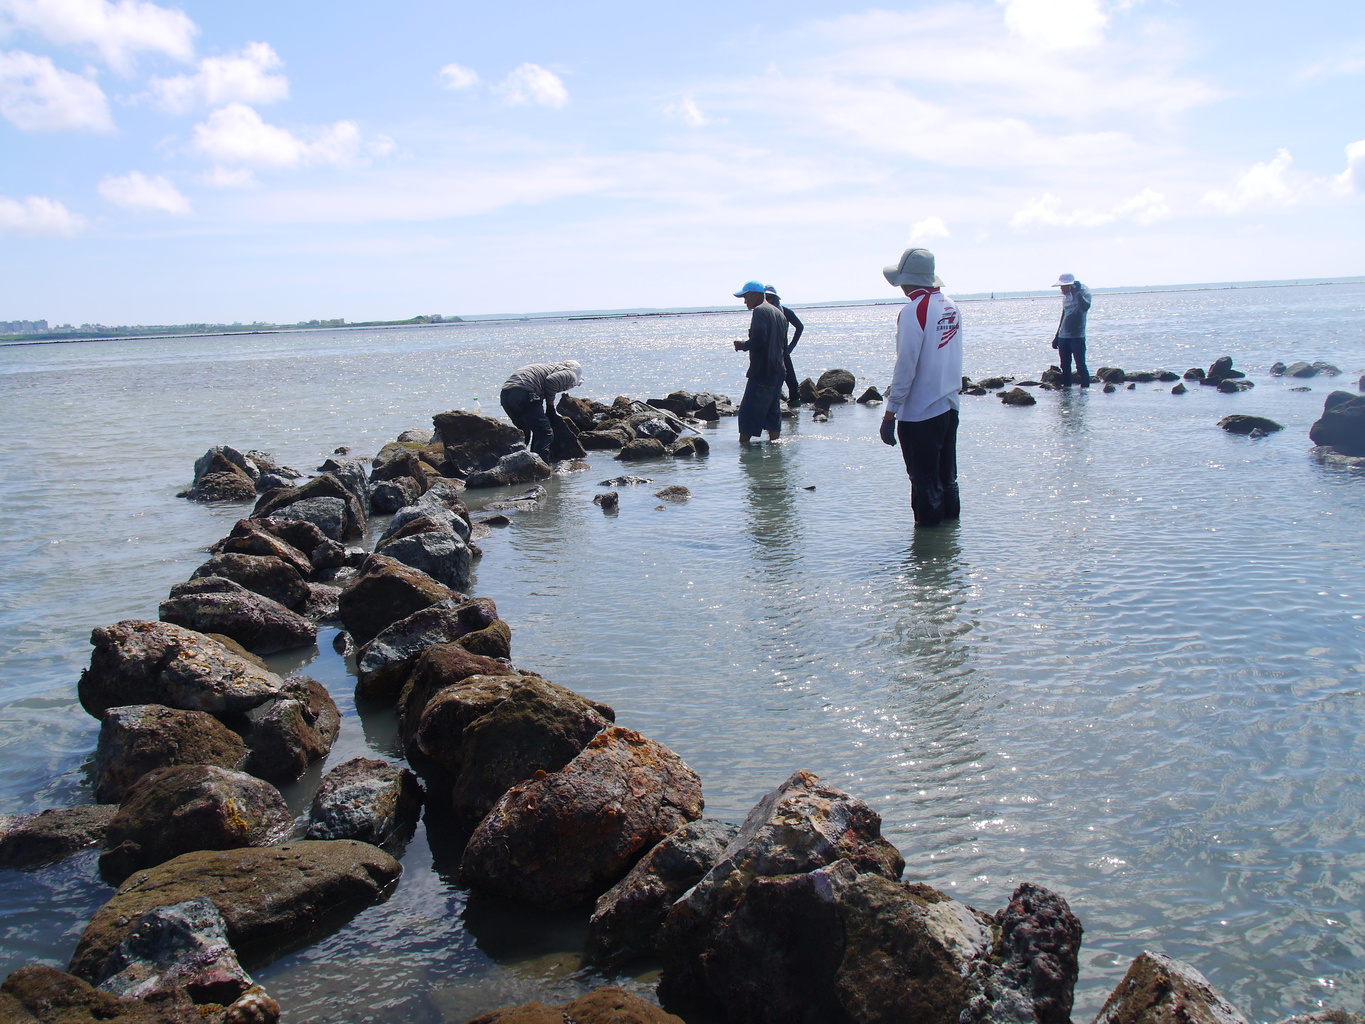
879, 248, 962, 526
1050, 273, 1092, 387
730, 280, 788, 443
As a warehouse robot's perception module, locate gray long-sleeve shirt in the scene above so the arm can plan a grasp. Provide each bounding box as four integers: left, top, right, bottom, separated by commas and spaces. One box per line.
737, 302, 788, 382
1058, 283, 1093, 340
502, 361, 580, 400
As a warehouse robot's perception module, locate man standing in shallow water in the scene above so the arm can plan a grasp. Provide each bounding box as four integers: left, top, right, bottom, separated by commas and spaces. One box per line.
879, 248, 963, 526
1051, 272, 1092, 388
731, 280, 788, 443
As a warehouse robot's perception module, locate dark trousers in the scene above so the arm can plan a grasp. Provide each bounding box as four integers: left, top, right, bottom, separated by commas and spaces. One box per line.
1058, 338, 1089, 387
783, 352, 799, 403
897, 408, 960, 526
500, 386, 553, 459
738, 377, 783, 436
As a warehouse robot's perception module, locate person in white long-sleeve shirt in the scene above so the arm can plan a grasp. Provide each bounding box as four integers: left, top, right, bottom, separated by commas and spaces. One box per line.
878, 247, 962, 525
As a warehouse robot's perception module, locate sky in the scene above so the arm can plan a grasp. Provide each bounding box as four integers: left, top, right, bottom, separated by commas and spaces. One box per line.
1, 0, 1363, 324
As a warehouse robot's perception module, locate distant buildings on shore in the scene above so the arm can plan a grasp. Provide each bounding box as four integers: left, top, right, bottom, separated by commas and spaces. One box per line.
0, 320, 48, 333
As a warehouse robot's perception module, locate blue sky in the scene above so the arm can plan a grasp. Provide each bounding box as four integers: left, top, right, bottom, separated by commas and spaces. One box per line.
1, 0, 1362, 323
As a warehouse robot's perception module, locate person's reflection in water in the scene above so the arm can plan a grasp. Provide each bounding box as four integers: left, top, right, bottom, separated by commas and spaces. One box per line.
739, 442, 803, 581
887, 523, 974, 688
1055, 384, 1088, 441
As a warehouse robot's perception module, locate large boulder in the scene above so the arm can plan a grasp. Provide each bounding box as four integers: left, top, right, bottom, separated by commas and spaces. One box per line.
336, 554, 458, 647
380, 504, 471, 545
91, 705, 247, 804
69, 840, 402, 982
159, 577, 317, 655
1091, 951, 1250, 1024
450, 676, 616, 828
253, 474, 366, 541
93, 898, 254, 1005
242, 677, 340, 784
1309, 391, 1365, 456
99, 765, 293, 884
1, 964, 212, 1023
182, 447, 257, 503
212, 520, 313, 577
370, 477, 423, 514
0, 805, 117, 869
465, 450, 552, 489
79, 621, 283, 719
190, 553, 308, 610
458, 726, 703, 908
268, 496, 348, 541
251, 510, 340, 563
354, 599, 503, 702
657, 770, 904, 1006
373, 526, 473, 591
587, 818, 740, 965
816, 369, 856, 395
305, 758, 423, 846
432, 409, 525, 476
317, 456, 372, 509
465, 987, 686, 1024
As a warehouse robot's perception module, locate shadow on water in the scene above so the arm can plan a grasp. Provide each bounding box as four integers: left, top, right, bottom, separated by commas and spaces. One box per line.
738, 442, 802, 577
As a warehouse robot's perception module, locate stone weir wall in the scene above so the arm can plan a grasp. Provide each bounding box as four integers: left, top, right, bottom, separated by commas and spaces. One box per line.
2, 392, 1362, 1024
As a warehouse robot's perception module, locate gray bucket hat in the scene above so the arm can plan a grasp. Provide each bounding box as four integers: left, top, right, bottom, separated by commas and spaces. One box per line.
883, 247, 942, 289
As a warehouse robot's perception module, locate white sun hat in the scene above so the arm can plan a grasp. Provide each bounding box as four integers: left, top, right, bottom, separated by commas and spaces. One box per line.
1051, 273, 1077, 287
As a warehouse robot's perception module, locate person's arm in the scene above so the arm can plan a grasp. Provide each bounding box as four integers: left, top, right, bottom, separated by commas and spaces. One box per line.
884, 304, 925, 422
541, 367, 578, 397
784, 307, 804, 351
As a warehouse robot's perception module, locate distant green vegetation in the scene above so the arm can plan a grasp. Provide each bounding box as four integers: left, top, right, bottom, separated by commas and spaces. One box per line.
0, 314, 464, 344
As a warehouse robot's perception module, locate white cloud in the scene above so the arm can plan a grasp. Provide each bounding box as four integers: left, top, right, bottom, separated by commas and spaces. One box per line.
190, 102, 367, 172
0, 193, 86, 234
145, 41, 286, 114
1332, 140, 1365, 196
1011, 187, 1170, 228
998, 0, 1108, 51
0, 49, 111, 130
97, 170, 190, 214
664, 96, 708, 128
1202, 150, 1302, 213
201, 165, 254, 188
499, 62, 567, 108
438, 62, 478, 90
910, 216, 950, 243
0, 0, 196, 73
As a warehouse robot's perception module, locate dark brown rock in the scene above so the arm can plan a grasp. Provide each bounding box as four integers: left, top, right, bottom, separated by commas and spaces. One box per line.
616, 438, 668, 461
243, 677, 340, 784
1091, 951, 1250, 1024
0, 964, 206, 1023
69, 840, 402, 982
79, 621, 283, 719
91, 705, 247, 804
1000, 387, 1037, 406
432, 409, 525, 476
159, 577, 317, 655
252, 475, 366, 541
464, 986, 685, 1024
212, 520, 313, 577
99, 765, 292, 884
816, 368, 856, 394
355, 598, 503, 703
458, 726, 703, 908
370, 476, 423, 514
1309, 391, 1365, 456
337, 554, 457, 647
0, 805, 117, 869
453, 619, 512, 660
1218, 414, 1283, 435
189, 554, 308, 610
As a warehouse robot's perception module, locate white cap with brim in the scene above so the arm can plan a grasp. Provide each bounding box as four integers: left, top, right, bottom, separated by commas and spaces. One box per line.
883, 248, 942, 289
1051, 274, 1076, 287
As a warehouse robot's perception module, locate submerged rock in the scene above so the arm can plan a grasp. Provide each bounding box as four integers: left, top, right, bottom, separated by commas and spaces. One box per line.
0, 805, 117, 869
465, 987, 686, 1024
91, 705, 247, 805
79, 620, 283, 719
1309, 391, 1365, 456
654, 485, 691, 503
594, 490, 620, 510
459, 726, 701, 908
159, 577, 317, 655
669, 436, 710, 457
857, 386, 883, 403
305, 757, 423, 847
94, 897, 253, 1005
69, 840, 402, 982
1218, 415, 1283, 435
1000, 388, 1037, 407
1092, 951, 1250, 1024
99, 765, 292, 885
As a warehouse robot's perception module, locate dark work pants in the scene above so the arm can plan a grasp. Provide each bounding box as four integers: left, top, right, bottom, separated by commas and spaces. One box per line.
1058, 337, 1089, 387
783, 351, 799, 402
897, 408, 960, 526
500, 386, 553, 459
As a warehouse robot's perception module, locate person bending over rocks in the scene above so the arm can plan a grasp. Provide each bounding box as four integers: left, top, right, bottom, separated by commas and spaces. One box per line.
499, 360, 583, 461
879, 247, 963, 527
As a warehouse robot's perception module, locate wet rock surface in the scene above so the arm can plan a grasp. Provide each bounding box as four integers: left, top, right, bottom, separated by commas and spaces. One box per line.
0, 805, 117, 869
2, 963, 210, 1023
243, 676, 340, 784
1091, 951, 1250, 1024
459, 726, 702, 908
1218, 415, 1284, 435
99, 765, 293, 884
159, 577, 317, 655
189, 553, 308, 611
465, 986, 686, 1024
305, 757, 423, 847
354, 597, 503, 702
91, 705, 247, 804
69, 840, 402, 982
1309, 391, 1365, 456
337, 554, 458, 647
79, 621, 283, 719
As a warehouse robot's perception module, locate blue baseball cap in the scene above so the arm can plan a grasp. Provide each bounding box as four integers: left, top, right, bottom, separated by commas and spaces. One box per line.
733, 280, 766, 297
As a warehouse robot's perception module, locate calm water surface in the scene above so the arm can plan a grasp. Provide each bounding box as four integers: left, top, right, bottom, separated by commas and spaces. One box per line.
1, 282, 1364, 1022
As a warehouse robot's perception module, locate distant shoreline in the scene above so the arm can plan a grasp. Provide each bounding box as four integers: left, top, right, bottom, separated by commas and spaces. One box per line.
3, 275, 1362, 349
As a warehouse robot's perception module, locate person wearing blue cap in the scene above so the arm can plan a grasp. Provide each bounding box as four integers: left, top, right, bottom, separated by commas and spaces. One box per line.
878, 248, 962, 526
731, 280, 789, 443
764, 285, 804, 406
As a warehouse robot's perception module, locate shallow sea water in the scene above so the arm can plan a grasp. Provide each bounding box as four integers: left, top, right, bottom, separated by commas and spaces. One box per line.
2, 282, 1364, 1022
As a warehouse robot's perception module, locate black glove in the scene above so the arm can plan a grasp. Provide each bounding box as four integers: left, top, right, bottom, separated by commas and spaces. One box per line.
879, 419, 897, 446
1051, 337, 1059, 350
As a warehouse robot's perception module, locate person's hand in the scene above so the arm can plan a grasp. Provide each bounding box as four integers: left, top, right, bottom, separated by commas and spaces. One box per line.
733, 339, 744, 351
1051, 337, 1059, 350
879, 417, 897, 446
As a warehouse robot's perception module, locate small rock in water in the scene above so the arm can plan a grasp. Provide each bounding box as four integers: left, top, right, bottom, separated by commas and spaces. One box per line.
599, 475, 653, 487
1127, 383, 1137, 390
1000, 387, 1036, 406
1103, 383, 1117, 394
476, 513, 511, 527
594, 491, 619, 510
1291, 386, 1312, 392
1171, 383, 1187, 395
654, 486, 690, 503
1248, 428, 1267, 439
333, 446, 351, 455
